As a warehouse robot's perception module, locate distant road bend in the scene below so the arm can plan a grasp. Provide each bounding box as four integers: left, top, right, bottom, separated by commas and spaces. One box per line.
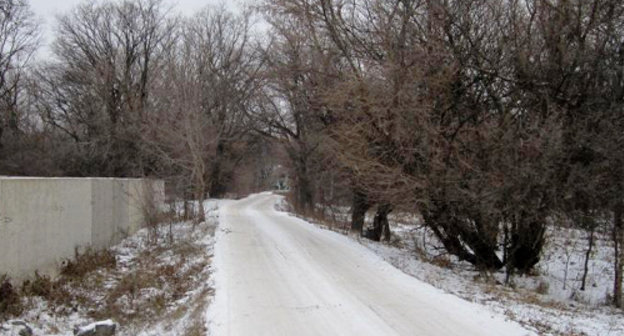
208, 193, 532, 336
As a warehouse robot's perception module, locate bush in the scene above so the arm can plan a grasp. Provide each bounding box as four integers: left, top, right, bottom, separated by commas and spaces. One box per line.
431, 255, 453, 269
21, 272, 53, 298
535, 280, 550, 295
61, 248, 117, 279
0, 274, 23, 319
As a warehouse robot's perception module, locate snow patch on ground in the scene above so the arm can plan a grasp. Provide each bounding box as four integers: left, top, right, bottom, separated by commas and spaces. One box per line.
204, 199, 234, 336
208, 193, 532, 335
286, 200, 624, 336
360, 237, 623, 336
3, 200, 219, 336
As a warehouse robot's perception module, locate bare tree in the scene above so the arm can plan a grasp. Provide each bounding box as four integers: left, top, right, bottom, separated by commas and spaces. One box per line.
512, 0, 624, 303
39, 0, 173, 176
0, 0, 38, 149
253, 0, 342, 214
143, 5, 262, 219
184, 6, 261, 198
262, 0, 565, 272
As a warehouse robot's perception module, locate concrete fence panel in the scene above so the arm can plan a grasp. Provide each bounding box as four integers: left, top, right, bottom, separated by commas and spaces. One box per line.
0, 177, 165, 281
91, 179, 115, 250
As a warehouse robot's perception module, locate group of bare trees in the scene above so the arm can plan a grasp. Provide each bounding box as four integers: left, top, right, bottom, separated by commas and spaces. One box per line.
143, 5, 265, 218
255, 0, 624, 307
37, 0, 174, 176
1, 0, 623, 307
0, 0, 272, 208
0, 0, 40, 174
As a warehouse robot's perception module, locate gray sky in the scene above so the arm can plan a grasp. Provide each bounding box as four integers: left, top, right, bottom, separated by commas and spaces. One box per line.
28, 0, 245, 58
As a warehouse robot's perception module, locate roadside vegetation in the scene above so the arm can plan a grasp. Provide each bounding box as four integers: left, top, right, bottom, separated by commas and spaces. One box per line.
285, 200, 623, 335
260, 0, 624, 315
0, 202, 217, 335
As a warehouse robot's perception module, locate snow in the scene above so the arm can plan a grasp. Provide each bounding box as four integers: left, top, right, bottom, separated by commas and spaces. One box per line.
10, 190, 618, 336
302, 202, 624, 336
5, 200, 219, 336
207, 193, 532, 335
75, 319, 116, 333
359, 238, 623, 335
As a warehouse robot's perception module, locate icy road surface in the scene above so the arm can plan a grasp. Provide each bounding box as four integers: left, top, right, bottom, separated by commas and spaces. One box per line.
208, 193, 532, 336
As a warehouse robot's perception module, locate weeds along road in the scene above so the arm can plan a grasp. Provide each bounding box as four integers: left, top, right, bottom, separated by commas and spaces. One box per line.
208, 193, 533, 336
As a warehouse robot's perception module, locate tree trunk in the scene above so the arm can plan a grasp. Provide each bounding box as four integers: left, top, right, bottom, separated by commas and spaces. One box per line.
290, 151, 314, 214
350, 190, 370, 235
7, 105, 19, 132
209, 141, 227, 198
366, 204, 392, 242
614, 202, 623, 308
382, 209, 392, 242
456, 222, 504, 270
296, 170, 314, 214
581, 223, 595, 291
183, 199, 191, 220
423, 202, 504, 270
423, 205, 479, 266
195, 185, 206, 223
194, 173, 207, 223
502, 223, 511, 284
508, 212, 546, 274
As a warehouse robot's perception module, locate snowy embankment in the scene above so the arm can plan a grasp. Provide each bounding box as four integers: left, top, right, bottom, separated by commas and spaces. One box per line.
207, 193, 531, 336
1, 200, 219, 336
296, 202, 624, 336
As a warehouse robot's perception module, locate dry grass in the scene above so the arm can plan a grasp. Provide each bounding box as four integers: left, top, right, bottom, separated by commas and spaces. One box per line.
21, 272, 54, 298
3, 219, 215, 336
535, 280, 550, 295
0, 249, 118, 322
479, 277, 571, 313
0, 275, 22, 320
182, 287, 214, 336
430, 255, 453, 269
61, 248, 117, 279
87, 238, 211, 327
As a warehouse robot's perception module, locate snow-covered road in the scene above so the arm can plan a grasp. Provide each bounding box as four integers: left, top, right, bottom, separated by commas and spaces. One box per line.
208, 193, 532, 336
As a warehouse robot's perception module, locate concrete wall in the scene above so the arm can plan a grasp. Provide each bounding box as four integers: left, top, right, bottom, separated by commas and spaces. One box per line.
0, 177, 164, 280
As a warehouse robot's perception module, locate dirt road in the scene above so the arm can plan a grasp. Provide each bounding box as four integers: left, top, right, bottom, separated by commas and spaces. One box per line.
208, 193, 532, 336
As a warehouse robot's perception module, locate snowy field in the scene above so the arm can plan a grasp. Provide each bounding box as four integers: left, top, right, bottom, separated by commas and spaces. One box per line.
296, 202, 624, 336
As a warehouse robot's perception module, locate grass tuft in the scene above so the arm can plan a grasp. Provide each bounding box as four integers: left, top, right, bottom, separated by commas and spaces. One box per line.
61, 248, 117, 279
0, 274, 23, 320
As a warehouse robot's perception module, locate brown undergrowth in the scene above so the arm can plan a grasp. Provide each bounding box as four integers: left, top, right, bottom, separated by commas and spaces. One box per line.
1, 217, 216, 335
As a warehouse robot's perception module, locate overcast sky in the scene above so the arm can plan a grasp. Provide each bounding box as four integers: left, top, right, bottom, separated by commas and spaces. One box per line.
28, 0, 246, 57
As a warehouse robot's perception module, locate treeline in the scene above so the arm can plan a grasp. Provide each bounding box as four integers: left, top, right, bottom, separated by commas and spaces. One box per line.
0, 0, 276, 217
1, 0, 623, 307
253, 0, 624, 308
